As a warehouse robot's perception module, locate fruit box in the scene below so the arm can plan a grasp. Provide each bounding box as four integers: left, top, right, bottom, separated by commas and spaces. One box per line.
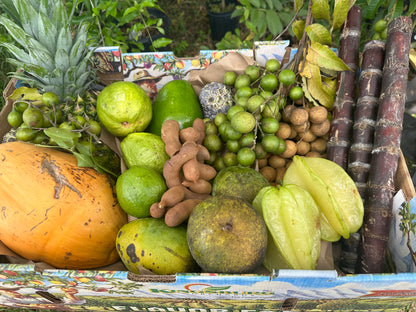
1, 42, 416, 311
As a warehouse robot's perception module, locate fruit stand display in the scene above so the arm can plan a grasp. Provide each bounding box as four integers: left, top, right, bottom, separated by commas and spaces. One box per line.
1, 0, 416, 310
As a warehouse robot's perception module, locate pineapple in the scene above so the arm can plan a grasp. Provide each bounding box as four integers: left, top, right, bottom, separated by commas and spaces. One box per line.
0, 0, 95, 102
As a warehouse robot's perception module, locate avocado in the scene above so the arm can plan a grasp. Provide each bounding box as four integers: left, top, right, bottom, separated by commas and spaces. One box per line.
147, 80, 203, 135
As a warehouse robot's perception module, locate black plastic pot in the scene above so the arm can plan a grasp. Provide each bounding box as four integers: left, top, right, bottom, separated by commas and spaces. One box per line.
128, 8, 171, 52
206, 0, 239, 41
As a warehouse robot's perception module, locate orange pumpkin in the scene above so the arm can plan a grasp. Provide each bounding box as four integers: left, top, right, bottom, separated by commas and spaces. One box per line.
0, 141, 127, 269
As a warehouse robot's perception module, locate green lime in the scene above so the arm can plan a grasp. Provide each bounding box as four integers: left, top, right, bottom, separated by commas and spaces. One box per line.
261, 134, 281, 153
223, 152, 238, 167
265, 59, 281, 73
237, 147, 256, 167
15, 127, 38, 141
59, 121, 76, 130
227, 105, 245, 120
278, 69, 296, 87
246, 95, 265, 113
205, 121, 218, 135
120, 132, 169, 174
260, 74, 279, 91
240, 132, 256, 148
14, 101, 29, 113
244, 65, 260, 82
41, 91, 59, 107
220, 121, 242, 141
71, 115, 86, 129
289, 86, 303, 101
32, 131, 48, 144
259, 90, 274, 99
204, 134, 223, 152
97, 81, 152, 137
7, 109, 23, 128
86, 120, 102, 136
236, 86, 253, 99
213, 156, 226, 172
223, 71, 238, 86
22, 107, 44, 128
230, 111, 256, 134
116, 166, 167, 218
262, 100, 280, 119
235, 96, 249, 109
255, 142, 267, 159
234, 74, 251, 89
374, 19, 387, 33
261, 117, 280, 134
214, 112, 228, 127
380, 28, 387, 40
226, 140, 241, 153
276, 137, 286, 154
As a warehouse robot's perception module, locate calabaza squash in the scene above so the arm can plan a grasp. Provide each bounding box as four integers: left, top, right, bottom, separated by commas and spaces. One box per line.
0, 141, 127, 269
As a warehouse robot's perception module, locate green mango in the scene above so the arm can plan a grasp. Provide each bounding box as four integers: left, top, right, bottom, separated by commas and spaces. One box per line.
147, 80, 203, 136
116, 218, 198, 275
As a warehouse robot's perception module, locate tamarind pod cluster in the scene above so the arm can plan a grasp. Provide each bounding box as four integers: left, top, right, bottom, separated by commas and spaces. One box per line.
150, 118, 215, 227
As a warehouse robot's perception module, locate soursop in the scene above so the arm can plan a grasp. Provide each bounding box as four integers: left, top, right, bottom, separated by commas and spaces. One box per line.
199, 82, 234, 119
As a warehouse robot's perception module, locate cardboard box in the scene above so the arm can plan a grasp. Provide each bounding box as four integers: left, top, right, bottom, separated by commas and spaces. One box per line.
1, 42, 416, 311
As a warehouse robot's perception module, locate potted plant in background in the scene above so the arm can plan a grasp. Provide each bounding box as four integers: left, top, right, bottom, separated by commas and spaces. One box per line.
206, 0, 239, 41
67, 0, 172, 53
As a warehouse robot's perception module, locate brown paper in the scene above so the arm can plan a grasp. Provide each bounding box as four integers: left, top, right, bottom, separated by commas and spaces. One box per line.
188, 52, 256, 95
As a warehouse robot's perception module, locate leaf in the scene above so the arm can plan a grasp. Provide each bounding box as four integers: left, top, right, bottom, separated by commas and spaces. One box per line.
298, 60, 313, 79
8, 87, 43, 104
266, 10, 282, 35
306, 41, 350, 72
37, 11, 58, 56
292, 20, 305, 40
43, 127, 81, 149
305, 63, 336, 108
332, 0, 355, 31
73, 152, 101, 171
311, 0, 331, 21
305, 23, 332, 45
152, 37, 173, 49
294, 0, 304, 12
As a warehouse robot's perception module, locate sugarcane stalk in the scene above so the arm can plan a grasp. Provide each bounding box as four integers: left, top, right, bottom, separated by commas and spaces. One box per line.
337, 40, 385, 275
348, 40, 386, 200
326, 5, 362, 170
357, 16, 413, 274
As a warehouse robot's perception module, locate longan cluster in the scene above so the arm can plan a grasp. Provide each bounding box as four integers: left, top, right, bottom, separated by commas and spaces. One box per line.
258, 104, 330, 185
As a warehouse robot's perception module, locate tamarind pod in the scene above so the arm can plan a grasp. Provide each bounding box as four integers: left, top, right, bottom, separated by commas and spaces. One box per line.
183, 158, 200, 182
196, 144, 211, 162
348, 40, 385, 200
182, 179, 212, 194
150, 202, 166, 219
340, 40, 385, 275
180, 126, 201, 144
326, 5, 362, 170
183, 188, 212, 200
192, 118, 206, 145
198, 163, 217, 181
159, 185, 186, 209
163, 142, 199, 188
165, 198, 203, 227
161, 119, 181, 157
357, 16, 413, 274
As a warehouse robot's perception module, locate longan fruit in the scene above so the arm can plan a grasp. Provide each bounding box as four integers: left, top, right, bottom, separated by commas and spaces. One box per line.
310, 138, 328, 153
289, 125, 298, 139
260, 166, 277, 183
268, 154, 286, 168
280, 139, 297, 158
257, 157, 269, 169
276, 122, 291, 139
297, 129, 317, 142
290, 108, 309, 126
275, 167, 286, 184
282, 105, 297, 123
309, 106, 328, 124
310, 119, 330, 137
296, 140, 311, 156
293, 121, 310, 134
306, 151, 323, 158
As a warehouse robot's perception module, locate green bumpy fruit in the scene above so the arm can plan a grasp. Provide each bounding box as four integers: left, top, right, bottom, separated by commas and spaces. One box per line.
147, 80, 203, 136
116, 218, 198, 275
283, 156, 364, 240
254, 184, 321, 270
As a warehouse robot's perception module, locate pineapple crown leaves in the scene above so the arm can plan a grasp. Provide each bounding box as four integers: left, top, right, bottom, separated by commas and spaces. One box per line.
0, 0, 96, 102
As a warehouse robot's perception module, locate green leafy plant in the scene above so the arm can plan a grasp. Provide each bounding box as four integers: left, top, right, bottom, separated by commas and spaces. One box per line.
215, 29, 253, 50
232, 0, 298, 41
66, 0, 172, 53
